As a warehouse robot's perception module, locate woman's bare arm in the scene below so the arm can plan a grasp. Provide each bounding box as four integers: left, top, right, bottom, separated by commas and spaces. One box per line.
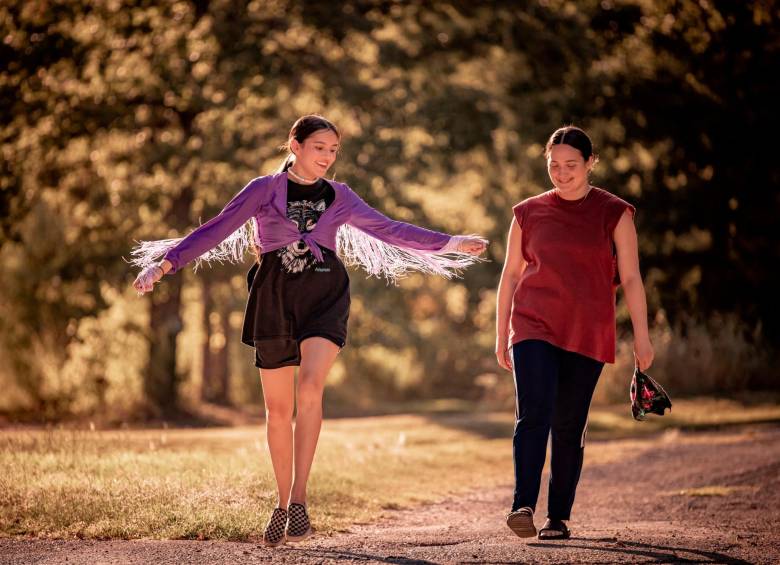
495, 218, 526, 371
614, 210, 654, 370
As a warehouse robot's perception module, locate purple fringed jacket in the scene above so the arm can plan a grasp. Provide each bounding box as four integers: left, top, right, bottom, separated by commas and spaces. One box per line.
133, 172, 479, 282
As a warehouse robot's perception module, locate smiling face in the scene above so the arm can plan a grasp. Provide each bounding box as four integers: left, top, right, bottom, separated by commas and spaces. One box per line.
290, 129, 340, 179
547, 143, 594, 195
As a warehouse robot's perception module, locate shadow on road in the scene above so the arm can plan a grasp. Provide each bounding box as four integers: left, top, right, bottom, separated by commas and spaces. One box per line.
520, 538, 752, 565
282, 537, 751, 565
288, 547, 438, 564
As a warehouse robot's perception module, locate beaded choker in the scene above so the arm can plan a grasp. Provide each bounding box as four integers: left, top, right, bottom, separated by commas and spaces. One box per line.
287, 167, 319, 184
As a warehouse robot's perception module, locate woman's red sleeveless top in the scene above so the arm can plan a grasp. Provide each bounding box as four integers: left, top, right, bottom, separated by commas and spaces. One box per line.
510, 187, 635, 363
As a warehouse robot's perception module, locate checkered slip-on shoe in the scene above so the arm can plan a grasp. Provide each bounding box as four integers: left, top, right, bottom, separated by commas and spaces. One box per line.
286, 502, 314, 542
263, 507, 288, 547
506, 506, 537, 538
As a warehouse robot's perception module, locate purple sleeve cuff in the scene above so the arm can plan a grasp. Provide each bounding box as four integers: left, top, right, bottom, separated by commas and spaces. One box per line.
162, 251, 181, 274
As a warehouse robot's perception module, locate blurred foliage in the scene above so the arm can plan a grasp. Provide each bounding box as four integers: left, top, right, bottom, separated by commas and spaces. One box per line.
0, 0, 777, 419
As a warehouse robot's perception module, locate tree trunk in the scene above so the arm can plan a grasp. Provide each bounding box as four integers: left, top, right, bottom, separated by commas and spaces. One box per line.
145, 277, 184, 415
200, 275, 214, 402
213, 299, 231, 404
143, 187, 192, 416
201, 276, 230, 404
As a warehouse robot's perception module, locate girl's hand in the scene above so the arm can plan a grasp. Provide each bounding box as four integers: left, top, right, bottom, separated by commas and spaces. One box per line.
634, 337, 655, 371
133, 264, 164, 295
451, 235, 488, 255
441, 235, 488, 255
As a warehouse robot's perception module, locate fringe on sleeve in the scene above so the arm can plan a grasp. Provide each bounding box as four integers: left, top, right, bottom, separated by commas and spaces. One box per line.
336, 223, 485, 284
129, 222, 255, 272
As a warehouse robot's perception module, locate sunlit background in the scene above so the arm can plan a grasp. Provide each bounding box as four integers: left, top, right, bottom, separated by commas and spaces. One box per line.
1, 0, 777, 423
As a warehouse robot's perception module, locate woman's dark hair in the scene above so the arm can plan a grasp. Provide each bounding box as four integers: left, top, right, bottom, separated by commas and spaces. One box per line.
544, 126, 597, 163
278, 114, 340, 171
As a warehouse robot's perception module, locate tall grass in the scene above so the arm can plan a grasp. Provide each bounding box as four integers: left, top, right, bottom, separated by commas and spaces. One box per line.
472, 314, 773, 409
596, 313, 772, 403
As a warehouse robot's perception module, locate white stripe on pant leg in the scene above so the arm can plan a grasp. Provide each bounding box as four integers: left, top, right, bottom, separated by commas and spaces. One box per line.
580, 418, 588, 448
580, 392, 595, 448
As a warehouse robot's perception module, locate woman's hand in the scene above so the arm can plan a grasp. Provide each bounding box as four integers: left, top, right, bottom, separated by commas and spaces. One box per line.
495, 336, 513, 371
634, 336, 655, 371
133, 264, 164, 295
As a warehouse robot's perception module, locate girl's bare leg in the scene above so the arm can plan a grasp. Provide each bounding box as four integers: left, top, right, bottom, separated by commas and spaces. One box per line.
290, 337, 340, 504
260, 366, 296, 509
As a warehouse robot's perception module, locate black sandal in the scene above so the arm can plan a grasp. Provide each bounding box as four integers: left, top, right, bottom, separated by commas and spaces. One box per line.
506, 506, 537, 538
538, 518, 570, 540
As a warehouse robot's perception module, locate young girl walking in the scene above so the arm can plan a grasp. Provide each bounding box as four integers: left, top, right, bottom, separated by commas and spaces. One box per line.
131, 114, 487, 546
495, 126, 653, 540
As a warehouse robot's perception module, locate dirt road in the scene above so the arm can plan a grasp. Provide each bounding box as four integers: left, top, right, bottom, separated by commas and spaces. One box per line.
2, 425, 778, 564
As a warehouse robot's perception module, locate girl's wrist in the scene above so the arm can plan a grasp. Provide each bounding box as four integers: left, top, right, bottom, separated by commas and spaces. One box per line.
159, 260, 172, 275
440, 235, 465, 253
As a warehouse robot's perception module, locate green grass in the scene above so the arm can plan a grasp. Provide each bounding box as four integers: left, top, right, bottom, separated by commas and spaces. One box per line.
0, 415, 517, 540
1, 398, 777, 540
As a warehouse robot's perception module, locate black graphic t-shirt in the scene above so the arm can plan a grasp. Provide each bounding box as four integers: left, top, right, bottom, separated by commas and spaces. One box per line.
242, 177, 351, 368
276, 178, 336, 273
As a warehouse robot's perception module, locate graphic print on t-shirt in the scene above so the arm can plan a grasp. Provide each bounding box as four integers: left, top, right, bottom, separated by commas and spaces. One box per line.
277, 199, 327, 273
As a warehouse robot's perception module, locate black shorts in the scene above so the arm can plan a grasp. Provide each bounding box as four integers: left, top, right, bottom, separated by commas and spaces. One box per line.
253, 333, 345, 369
242, 251, 350, 369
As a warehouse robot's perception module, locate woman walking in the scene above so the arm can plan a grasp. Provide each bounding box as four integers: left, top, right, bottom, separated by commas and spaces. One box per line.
495, 126, 653, 540
131, 115, 486, 546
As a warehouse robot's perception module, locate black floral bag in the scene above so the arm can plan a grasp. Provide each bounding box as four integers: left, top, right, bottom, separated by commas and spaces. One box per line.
630, 368, 673, 421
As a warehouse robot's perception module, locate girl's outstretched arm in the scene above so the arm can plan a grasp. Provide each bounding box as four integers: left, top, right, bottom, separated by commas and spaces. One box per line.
131, 177, 269, 294
347, 191, 455, 251
340, 188, 487, 281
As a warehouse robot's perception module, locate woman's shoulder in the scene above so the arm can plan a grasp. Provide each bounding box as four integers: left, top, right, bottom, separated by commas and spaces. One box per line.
590, 187, 636, 229
591, 186, 633, 207
591, 186, 636, 215
513, 189, 556, 211
512, 190, 555, 228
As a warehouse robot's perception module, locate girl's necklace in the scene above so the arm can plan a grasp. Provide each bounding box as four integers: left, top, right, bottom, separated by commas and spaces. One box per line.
556, 185, 592, 205
287, 167, 319, 184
